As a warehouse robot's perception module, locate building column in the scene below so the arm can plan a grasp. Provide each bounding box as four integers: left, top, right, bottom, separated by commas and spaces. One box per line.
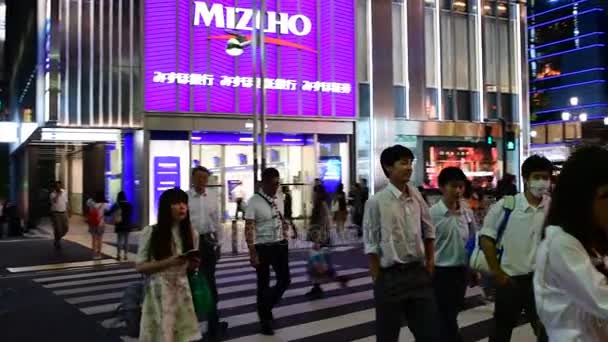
82, 143, 106, 210
370, 0, 395, 192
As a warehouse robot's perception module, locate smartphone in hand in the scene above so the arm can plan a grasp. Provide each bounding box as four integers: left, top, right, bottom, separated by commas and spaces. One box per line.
180, 249, 199, 258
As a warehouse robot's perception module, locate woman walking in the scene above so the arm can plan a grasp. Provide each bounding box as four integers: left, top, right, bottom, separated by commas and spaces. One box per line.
135, 188, 202, 342
332, 183, 347, 242
108, 191, 133, 261
86, 192, 108, 260
535, 146, 608, 341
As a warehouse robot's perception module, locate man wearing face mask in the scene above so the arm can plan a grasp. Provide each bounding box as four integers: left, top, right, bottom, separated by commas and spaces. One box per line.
480, 155, 553, 342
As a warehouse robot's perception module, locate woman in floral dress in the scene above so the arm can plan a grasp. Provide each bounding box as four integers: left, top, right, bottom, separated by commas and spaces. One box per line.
136, 188, 202, 342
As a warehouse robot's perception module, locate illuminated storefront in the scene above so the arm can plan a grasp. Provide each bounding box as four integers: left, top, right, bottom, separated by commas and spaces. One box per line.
142, 0, 357, 223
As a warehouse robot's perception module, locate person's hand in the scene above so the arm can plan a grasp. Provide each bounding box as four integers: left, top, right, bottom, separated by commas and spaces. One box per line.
249, 252, 259, 268
187, 256, 201, 271
494, 268, 512, 287
170, 255, 187, 267
370, 264, 380, 282
468, 271, 481, 287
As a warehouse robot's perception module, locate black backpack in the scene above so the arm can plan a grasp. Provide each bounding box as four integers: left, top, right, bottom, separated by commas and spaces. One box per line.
115, 281, 145, 337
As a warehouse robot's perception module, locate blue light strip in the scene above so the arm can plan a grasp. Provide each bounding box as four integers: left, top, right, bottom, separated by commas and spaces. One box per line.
531, 116, 603, 126
528, 8, 604, 30
529, 32, 604, 51
530, 80, 607, 94
535, 103, 608, 115
528, 0, 589, 20
529, 44, 605, 62
532, 67, 606, 83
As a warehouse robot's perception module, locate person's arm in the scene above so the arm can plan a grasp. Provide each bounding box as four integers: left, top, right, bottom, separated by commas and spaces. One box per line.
418, 190, 436, 275
363, 198, 381, 281
545, 235, 608, 320
244, 199, 258, 267
479, 201, 511, 285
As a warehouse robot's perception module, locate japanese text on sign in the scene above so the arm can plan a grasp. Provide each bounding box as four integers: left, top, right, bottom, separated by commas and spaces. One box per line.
152, 71, 352, 94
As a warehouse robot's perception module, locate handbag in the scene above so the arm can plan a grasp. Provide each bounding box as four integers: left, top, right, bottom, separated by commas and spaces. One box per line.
468, 196, 515, 274
188, 271, 213, 317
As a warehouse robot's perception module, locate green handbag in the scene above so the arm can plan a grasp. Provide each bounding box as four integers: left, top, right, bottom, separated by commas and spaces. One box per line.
188, 271, 213, 317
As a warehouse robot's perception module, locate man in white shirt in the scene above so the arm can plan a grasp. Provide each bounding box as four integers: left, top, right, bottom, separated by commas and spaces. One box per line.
430, 167, 478, 342
480, 155, 553, 342
363, 145, 439, 342
49, 181, 70, 250
187, 166, 227, 341
245, 168, 291, 336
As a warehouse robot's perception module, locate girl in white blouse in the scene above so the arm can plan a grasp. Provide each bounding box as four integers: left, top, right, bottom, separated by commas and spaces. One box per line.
534, 146, 608, 342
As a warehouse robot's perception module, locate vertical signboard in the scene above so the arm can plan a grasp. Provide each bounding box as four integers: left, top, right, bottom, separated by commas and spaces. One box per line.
153, 156, 181, 217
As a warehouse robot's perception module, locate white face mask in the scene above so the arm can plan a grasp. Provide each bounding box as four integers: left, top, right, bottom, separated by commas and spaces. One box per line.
528, 179, 551, 198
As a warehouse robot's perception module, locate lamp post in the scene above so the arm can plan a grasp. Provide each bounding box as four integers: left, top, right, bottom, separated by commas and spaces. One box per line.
260, 0, 267, 173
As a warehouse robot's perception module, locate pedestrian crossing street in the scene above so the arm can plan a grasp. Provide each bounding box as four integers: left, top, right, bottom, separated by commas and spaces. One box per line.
32, 252, 537, 342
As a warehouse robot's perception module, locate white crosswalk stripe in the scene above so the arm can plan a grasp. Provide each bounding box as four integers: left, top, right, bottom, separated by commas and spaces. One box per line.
34, 251, 538, 342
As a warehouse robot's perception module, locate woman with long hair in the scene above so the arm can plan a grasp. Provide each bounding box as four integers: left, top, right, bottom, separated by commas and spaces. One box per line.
86, 191, 108, 260
310, 187, 331, 247
108, 191, 133, 261
534, 146, 608, 341
332, 183, 348, 241
135, 188, 201, 342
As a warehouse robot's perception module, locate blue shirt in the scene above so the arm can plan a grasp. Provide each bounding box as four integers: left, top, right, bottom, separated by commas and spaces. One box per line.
430, 199, 477, 267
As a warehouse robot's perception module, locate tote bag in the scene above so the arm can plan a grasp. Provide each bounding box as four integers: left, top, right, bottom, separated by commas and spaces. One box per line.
188, 271, 213, 317
468, 196, 515, 274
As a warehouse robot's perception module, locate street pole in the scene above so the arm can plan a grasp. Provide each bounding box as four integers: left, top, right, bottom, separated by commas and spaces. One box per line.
260, 0, 267, 173
499, 118, 508, 178
251, 0, 259, 191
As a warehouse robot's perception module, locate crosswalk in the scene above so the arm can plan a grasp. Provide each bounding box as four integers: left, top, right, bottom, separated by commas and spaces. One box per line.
32, 252, 537, 341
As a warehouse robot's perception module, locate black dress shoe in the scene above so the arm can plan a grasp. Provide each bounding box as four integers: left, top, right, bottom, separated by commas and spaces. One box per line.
204, 321, 229, 341
260, 321, 275, 336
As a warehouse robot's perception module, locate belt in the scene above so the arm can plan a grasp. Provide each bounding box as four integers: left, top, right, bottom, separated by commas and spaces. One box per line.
382, 261, 423, 272
255, 239, 288, 247
52, 211, 66, 214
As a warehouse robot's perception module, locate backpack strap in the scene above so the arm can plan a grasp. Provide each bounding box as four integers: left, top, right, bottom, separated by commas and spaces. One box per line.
495, 195, 515, 244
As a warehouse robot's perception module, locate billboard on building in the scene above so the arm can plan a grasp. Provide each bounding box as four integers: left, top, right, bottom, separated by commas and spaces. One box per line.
144, 0, 356, 117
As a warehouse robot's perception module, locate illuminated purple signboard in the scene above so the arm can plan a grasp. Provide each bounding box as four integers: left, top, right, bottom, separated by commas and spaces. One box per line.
144, 0, 356, 117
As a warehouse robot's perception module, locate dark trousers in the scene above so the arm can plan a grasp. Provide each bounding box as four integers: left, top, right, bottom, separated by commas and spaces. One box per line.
255, 242, 291, 322
235, 199, 245, 220
51, 212, 69, 242
490, 273, 548, 342
374, 263, 440, 342
433, 266, 467, 342
199, 235, 221, 336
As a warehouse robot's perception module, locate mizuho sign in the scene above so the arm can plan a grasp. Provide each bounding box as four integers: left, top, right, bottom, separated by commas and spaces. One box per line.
193, 1, 313, 36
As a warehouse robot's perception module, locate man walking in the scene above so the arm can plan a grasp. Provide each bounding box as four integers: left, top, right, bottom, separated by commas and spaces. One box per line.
480, 155, 553, 342
50, 181, 70, 250
363, 145, 440, 342
187, 166, 228, 341
430, 167, 478, 341
245, 168, 291, 336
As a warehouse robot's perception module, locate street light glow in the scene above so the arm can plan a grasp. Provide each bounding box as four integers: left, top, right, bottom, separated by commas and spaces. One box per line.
569, 96, 579, 106
530, 130, 538, 138
579, 113, 588, 122
561, 111, 571, 121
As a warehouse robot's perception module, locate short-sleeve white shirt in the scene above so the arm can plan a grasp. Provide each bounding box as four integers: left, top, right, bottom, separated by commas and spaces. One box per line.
245, 191, 284, 244
480, 192, 550, 276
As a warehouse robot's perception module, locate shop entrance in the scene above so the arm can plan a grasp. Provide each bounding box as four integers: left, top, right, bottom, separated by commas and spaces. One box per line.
190, 132, 351, 222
